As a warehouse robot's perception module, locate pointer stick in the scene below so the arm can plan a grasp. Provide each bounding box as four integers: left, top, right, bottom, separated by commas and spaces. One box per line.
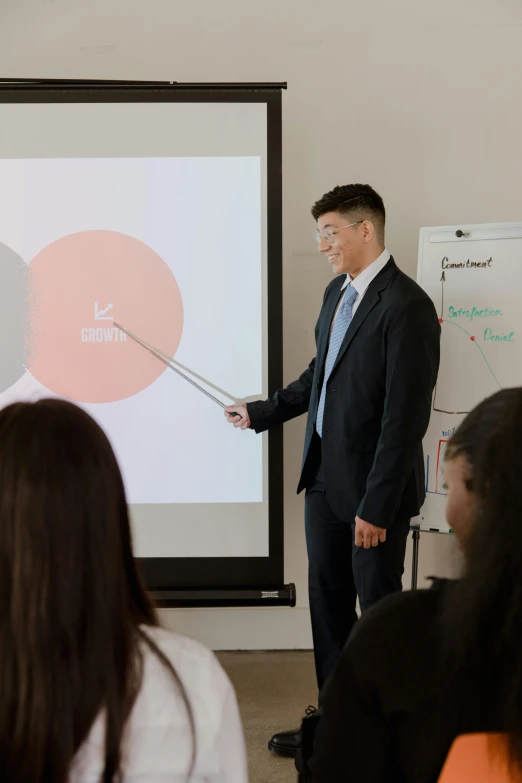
124, 329, 237, 402
113, 321, 240, 417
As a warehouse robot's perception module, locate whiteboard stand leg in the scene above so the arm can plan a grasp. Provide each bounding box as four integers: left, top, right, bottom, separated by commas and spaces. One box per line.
411, 529, 420, 591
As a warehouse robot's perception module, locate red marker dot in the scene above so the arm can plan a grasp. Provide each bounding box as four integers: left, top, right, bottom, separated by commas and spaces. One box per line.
470, 336, 476, 341
439, 318, 444, 323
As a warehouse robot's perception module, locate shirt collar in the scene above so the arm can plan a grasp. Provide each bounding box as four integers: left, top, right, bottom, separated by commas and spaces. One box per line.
341, 248, 391, 293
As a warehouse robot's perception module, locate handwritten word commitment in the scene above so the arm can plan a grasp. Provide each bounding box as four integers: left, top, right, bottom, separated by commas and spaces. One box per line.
441, 256, 493, 270
448, 306, 502, 321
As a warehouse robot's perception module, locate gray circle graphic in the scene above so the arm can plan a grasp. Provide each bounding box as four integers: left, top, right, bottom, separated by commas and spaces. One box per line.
0, 243, 30, 393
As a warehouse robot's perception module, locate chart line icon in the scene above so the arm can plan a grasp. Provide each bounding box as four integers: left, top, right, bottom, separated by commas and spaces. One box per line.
94, 301, 113, 320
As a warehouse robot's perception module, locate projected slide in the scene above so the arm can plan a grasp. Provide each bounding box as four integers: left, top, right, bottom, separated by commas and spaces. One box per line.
28, 229, 185, 403
0, 156, 264, 508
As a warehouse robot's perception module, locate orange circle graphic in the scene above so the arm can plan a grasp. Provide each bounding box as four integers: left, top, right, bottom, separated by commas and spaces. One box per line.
28, 231, 184, 403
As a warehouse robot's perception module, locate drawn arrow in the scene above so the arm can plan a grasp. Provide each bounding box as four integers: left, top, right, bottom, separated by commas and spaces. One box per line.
439, 271, 445, 321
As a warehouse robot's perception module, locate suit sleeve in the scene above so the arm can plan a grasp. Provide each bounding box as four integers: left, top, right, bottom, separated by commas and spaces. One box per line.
357, 295, 440, 527
246, 293, 327, 434
246, 358, 316, 433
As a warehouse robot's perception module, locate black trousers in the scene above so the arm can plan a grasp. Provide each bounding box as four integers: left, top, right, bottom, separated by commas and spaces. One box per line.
304, 435, 411, 691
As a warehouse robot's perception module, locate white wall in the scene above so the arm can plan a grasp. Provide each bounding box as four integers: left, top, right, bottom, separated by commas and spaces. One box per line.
1, 0, 520, 649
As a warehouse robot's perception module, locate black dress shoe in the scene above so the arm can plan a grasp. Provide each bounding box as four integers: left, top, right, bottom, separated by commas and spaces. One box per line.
268, 706, 317, 758
268, 726, 302, 758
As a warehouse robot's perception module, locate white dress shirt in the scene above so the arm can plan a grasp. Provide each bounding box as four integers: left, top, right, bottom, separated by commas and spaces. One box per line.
336, 248, 391, 319
69, 626, 248, 783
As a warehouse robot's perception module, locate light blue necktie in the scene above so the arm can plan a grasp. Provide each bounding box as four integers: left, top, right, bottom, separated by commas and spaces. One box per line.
316, 284, 358, 437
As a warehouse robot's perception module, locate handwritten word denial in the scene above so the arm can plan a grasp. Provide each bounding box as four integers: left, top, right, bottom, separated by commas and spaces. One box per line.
484, 329, 514, 342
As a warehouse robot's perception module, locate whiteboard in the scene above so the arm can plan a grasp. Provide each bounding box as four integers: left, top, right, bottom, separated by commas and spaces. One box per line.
416, 222, 522, 532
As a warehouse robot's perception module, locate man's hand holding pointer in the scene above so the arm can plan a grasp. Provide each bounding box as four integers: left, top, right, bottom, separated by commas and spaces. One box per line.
224, 404, 251, 430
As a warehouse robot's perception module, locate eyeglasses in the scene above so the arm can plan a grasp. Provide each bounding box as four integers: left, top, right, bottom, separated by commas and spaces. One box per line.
314, 221, 363, 244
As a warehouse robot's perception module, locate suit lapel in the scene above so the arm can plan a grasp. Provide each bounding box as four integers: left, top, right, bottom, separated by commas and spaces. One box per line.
316, 280, 345, 375
330, 259, 398, 377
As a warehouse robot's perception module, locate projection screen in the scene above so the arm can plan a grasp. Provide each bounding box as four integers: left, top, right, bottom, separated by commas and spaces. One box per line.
0, 82, 285, 602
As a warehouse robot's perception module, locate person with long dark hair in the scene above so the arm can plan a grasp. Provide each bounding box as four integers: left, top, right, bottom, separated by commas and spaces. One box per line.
0, 399, 247, 783
301, 388, 522, 782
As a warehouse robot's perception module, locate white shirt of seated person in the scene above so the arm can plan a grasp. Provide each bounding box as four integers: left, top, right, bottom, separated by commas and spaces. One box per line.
69, 626, 248, 782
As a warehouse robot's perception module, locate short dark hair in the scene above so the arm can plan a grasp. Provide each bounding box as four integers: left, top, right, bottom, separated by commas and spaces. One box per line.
311, 184, 386, 244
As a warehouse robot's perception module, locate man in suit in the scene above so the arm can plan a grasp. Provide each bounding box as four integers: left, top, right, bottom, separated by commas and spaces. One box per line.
225, 183, 440, 757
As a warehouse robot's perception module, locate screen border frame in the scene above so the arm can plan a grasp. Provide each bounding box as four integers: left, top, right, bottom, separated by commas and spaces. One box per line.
0, 84, 285, 590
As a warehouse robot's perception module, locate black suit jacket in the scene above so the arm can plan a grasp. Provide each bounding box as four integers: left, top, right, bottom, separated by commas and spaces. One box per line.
247, 258, 441, 528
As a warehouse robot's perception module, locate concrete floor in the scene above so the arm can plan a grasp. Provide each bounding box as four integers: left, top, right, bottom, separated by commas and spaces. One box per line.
218, 651, 317, 783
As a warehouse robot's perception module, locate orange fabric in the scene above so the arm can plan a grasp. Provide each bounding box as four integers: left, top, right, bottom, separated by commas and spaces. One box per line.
438, 734, 522, 783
